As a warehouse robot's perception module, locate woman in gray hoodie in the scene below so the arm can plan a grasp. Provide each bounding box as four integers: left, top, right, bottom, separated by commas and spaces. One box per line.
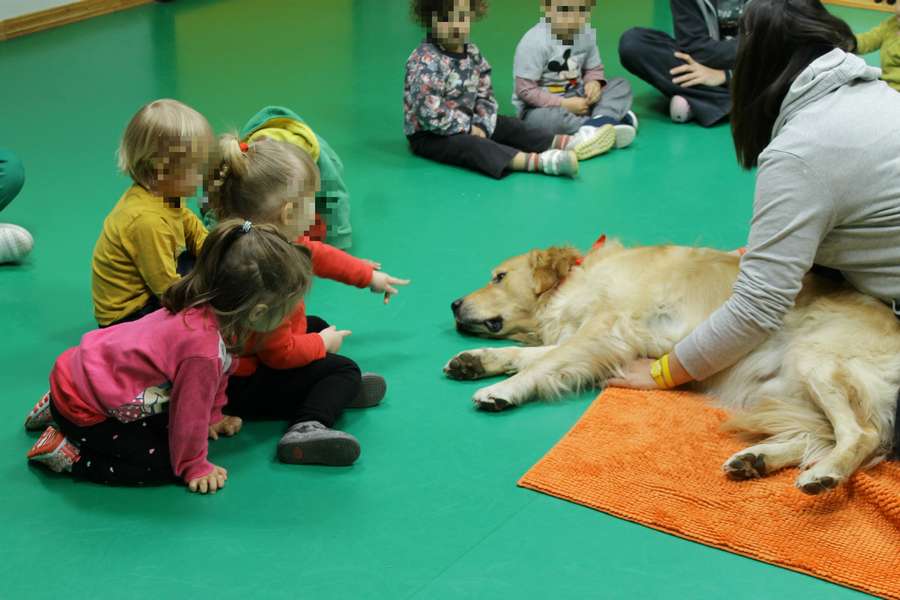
619, 0, 750, 126
611, 0, 900, 458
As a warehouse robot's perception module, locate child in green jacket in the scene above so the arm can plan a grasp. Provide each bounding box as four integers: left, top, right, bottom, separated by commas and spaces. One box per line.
205, 106, 353, 249
856, 4, 900, 92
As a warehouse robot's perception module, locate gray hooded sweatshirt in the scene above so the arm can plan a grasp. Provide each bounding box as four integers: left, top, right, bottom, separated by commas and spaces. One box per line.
675, 49, 900, 381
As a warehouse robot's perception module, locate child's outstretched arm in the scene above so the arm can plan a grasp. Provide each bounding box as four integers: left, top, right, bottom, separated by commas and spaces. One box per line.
855, 20, 889, 55
369, 271, 410, 304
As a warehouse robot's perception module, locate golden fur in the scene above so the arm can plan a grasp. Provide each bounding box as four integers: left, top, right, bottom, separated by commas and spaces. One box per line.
446, 241, 900, 494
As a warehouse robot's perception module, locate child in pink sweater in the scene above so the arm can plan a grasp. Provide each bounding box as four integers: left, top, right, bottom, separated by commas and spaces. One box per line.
25, 220, 313, 494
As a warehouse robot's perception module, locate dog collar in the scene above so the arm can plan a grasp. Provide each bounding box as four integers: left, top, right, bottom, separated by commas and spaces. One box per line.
574, 234, 606, 266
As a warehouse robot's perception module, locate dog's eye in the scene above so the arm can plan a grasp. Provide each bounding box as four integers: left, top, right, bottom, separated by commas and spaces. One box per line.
493, 272, 507, 284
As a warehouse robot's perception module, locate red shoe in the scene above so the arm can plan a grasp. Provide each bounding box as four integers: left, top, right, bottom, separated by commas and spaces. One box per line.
27, 427, 79, 473
24, 392, 55, 431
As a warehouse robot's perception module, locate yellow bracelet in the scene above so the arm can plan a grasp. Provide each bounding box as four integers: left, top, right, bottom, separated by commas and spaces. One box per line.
650, 359, 667, 388
660, 354, 676, 388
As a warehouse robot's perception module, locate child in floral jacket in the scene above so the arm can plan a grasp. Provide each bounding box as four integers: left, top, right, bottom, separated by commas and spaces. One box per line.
403, 0, 611, 179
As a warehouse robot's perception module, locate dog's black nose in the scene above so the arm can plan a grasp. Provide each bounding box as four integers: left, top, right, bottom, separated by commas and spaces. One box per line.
451, 298, 463, 314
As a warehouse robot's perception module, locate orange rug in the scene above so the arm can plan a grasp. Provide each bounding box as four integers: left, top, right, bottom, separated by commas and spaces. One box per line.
519, 388, 900, 599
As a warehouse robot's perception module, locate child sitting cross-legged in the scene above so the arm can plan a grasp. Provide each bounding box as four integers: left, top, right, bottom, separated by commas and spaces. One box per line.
404, 0, 613, 178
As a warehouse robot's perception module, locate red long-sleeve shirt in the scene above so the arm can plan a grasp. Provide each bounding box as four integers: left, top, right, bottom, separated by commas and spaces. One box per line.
233, 239, 374, 376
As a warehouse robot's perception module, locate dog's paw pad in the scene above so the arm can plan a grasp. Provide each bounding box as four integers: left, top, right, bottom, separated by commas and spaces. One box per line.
444, 352, 487, 380
796, 474, 840, 495
475, 397, 511, 412
724, 453, 766, 480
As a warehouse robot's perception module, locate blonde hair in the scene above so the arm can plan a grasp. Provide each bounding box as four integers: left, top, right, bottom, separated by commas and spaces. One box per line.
118, 99, 215, 190
205, 134, 320, 223
162, 219, 313, 351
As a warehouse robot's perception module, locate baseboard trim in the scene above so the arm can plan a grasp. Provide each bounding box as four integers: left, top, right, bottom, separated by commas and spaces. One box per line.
0, 0, 153, 42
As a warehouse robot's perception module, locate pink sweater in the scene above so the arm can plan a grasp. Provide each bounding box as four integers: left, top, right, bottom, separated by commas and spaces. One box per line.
50, 307, 233, 482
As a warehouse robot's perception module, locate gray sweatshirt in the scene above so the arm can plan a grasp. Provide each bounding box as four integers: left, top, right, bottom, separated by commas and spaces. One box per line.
675, 49, 900, 381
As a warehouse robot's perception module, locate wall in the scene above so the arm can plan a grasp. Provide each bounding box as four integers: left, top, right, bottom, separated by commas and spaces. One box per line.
0, 0, 75, 21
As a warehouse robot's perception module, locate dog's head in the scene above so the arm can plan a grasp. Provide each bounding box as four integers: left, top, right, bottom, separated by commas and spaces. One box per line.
451, 246, 582, 343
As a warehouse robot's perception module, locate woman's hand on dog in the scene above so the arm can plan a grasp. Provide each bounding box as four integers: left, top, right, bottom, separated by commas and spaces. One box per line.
609, 355, 693, 390
370, 271, 411, 304
608, 359, 662, 389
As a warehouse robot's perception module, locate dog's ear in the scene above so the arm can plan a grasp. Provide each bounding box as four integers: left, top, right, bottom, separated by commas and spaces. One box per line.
530, 247, 581, 296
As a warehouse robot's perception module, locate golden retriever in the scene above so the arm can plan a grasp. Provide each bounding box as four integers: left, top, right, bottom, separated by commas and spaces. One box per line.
445, 240, 900, 494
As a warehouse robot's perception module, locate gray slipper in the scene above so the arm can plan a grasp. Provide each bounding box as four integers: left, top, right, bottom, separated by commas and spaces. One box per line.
277, 421, 361, 466
348, 373, 386, 409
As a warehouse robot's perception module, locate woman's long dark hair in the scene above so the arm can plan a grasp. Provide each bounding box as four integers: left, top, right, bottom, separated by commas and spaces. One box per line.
731, 0, 856, 169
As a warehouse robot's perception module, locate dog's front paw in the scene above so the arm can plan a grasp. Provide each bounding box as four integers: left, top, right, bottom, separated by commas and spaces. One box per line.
795, 468, 843, 495
444, 351, 488, 380
472, 385, 514, 412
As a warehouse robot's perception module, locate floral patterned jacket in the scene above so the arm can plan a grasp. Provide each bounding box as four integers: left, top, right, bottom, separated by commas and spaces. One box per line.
403, 38, 499, 138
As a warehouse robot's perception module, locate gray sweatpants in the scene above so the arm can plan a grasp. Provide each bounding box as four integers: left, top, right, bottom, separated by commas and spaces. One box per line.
522, 77, 633, 136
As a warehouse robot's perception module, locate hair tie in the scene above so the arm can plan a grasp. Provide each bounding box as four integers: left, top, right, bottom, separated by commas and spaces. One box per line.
239, 142, 249, 153
241, 220, 252, 233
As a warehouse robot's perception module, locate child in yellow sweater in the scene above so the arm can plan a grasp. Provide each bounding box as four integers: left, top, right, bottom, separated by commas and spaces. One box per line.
856, 3, 900, 92
92, 99, 215, 327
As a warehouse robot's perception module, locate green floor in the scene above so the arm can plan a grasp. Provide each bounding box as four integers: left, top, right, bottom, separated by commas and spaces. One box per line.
0, 1, 887, 598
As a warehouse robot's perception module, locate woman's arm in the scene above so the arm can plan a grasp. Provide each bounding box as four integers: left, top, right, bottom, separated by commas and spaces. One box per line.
675, 151, 836, 380
613, 151, 837, 389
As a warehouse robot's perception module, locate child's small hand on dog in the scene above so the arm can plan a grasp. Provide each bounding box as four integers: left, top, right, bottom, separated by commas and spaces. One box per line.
208, 415, 242, 440
370, 271, 411, 304
471, 125, 487, 138
319, 325, 352, 353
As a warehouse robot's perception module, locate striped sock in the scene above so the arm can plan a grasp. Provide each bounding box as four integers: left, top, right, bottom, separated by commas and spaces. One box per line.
551, 135, 572, 150
524, 153, 541, 172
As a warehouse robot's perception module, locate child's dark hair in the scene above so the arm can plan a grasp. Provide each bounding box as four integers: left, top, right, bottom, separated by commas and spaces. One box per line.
162, 219, 313, 351
410, 0, 488, 28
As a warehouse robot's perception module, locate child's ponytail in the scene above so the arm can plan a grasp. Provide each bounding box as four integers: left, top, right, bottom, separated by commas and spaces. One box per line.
162, 219, 313, 350
204, 134, 320, 224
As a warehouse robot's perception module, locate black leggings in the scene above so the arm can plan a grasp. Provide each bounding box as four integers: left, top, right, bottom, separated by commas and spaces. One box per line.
225, 316, 361, 428
618, 27, 732, 127
50, 398, 177, 486
408, 116, 556, 179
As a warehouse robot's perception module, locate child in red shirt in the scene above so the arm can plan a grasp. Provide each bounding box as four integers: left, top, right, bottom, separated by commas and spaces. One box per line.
205, 135, 410, 466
